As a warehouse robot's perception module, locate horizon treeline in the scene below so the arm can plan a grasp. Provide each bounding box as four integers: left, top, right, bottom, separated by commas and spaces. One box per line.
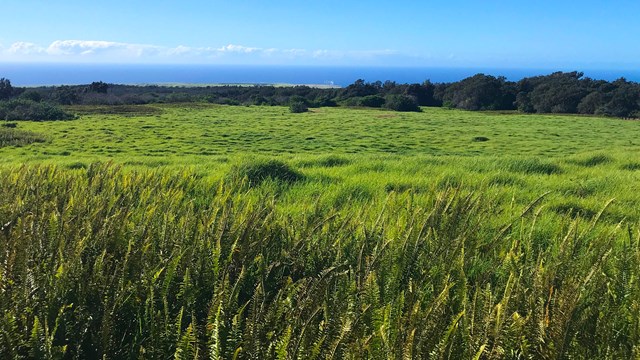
2, 71, 640, 117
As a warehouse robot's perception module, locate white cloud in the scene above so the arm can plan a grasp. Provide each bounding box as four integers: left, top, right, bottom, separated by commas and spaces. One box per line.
218, 44, 260, 53
7, 42, 46, 55
1, 39, 405, 65
46, 40, 162, 57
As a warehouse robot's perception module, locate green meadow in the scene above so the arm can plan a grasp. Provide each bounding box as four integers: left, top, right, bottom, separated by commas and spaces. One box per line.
1, 104, 640, 358
4, 104, 640, 220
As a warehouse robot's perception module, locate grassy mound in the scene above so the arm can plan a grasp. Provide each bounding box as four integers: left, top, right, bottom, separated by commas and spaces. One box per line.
229, 159, 304, 186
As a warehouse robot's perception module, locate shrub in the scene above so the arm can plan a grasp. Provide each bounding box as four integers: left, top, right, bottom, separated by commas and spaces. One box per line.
289, 102, 308, 113
229, 159, 304, 186
358, 95, 386, 108
0, 99, 75, 121
384, 94, 421, 112
313, 96, 338, 107
18, 90, 42, 102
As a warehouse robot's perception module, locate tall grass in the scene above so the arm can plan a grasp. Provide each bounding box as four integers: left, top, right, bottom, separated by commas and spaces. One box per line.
0, 127, 47, 148
0, 163, 638, 359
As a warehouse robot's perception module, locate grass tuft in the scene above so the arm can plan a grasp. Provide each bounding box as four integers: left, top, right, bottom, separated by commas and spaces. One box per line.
0, 127, 47, 147
502, 158, 562, 175
298, 155, 351, 168
621, 162, 640, 171
229, 159, 304, 186
570, 153, 613, 167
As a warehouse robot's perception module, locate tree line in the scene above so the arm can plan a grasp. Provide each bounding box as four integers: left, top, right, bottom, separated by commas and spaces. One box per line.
1, 71, 639, 118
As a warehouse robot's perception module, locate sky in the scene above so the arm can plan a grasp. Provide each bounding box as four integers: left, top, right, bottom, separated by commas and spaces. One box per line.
1, 0, 639, 68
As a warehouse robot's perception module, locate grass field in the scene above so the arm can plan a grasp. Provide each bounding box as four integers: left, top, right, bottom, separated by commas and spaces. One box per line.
1, 104, 640, 358
3, 104, 640, 222
4, 104, 640, 160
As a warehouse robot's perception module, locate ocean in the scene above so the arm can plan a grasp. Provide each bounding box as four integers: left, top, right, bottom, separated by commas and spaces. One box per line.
2, 63, 640, 87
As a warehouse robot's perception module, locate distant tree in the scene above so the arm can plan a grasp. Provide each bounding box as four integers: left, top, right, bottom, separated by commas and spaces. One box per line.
358, 95, 386, 108
441, 74, 515, 110
577, 92, 606, 114
405, 81, 439, 106
341, 79, 380, 99
597, 78, 640, 117
384, 94, 421, 112
516, 92, 534, 113
289, 95, 312, 107
53, 86, 80, 105
0, 78, 13, 100
0, 99, 75, 121
383, 80, 398, 92
19, 90, 42, 102
289, 101, 308, 113
313, 95, 338, 107
87, 81, 109, 94
525, 72, 588, 113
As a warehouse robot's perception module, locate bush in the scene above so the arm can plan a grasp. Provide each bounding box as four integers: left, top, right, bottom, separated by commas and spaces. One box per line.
229, 159, 304, 186
18, 90, 43, 102
289, 102, 308, 113
384, 94, 421, 112
358, 95, 386, 108
313, 96, 338, 107
0, 99, 76, 121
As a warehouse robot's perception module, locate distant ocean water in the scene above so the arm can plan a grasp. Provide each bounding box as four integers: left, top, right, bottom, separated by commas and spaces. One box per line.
2, 63, 640, 87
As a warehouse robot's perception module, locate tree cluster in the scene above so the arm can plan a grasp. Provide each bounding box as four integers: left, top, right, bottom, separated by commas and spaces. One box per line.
0, 78, 75, 121
2, 71, 640, 117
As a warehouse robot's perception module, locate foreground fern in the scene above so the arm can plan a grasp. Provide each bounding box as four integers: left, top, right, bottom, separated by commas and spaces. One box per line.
0, 164, 638, 359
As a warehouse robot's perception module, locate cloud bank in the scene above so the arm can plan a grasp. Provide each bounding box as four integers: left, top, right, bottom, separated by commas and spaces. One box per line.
1, 40, 403, 65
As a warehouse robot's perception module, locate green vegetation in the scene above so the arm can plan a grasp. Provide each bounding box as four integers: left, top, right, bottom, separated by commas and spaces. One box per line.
228, 159, 304, 186
0, 126, 47, 147
1, 104, 640, 358
289, 101, 309, 113
5, 70, 640, 117
0, 99, 75, 121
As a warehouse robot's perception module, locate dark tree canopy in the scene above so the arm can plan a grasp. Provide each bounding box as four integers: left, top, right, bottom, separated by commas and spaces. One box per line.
0, 78, 13, 100
384, 94, 421, 112
441, 74, 515, 110
87, 81, 109, 94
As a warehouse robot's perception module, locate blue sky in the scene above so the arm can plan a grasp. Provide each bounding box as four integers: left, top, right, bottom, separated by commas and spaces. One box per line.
1, 0, 639, 68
